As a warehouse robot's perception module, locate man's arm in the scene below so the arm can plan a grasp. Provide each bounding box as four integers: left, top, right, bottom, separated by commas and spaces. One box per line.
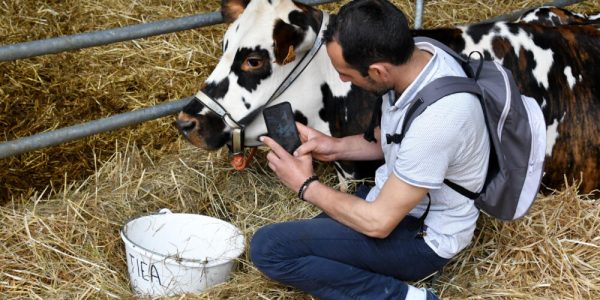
262, 133, 423, 239
302, 174, 428, 238
295, 123, 383, 161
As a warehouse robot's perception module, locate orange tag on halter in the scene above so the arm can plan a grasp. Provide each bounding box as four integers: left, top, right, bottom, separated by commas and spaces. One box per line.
230, 147, 257, 171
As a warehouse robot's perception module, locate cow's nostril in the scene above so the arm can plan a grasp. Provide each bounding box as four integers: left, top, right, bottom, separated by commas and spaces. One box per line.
176, 119, 196, 132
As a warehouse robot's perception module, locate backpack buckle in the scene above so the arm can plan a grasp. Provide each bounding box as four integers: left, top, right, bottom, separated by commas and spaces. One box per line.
386, 133, 404, 144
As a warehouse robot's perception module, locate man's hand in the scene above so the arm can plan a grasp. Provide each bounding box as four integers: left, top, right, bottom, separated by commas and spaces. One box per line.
261, 135, 314, 192
296, 123, 384, 161
295, 122, 340, 162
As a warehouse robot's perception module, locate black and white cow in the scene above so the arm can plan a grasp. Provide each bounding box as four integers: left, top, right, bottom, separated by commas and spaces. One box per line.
517, 6, 600, 27
177, 0, 600, 194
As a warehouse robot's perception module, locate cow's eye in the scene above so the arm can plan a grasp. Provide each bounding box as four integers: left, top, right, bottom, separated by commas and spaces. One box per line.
242, 56, 265, 71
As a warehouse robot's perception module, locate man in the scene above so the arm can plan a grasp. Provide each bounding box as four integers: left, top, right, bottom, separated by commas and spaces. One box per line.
250, 0, 490, 299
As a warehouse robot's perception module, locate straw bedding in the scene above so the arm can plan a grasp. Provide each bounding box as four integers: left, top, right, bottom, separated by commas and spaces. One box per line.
1, 0, 599, 299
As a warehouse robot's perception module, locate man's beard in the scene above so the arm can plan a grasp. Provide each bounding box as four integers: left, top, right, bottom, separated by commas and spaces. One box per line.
370, 87, 391, 98
365, 76, 391, 98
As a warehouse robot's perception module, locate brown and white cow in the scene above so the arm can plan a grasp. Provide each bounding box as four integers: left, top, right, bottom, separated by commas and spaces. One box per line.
177, 0, 600, 194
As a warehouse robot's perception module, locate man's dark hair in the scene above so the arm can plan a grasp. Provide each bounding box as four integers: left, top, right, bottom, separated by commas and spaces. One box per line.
323, 0, 415, 76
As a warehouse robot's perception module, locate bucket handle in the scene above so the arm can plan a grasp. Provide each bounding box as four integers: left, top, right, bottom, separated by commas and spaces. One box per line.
158, 208, 173, 214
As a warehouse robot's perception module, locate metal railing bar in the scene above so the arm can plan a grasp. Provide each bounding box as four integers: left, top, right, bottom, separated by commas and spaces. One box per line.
0, 13, 220, 61
415, 0, 424, 29
0, 97, 193, 159
0, 0, 339, 62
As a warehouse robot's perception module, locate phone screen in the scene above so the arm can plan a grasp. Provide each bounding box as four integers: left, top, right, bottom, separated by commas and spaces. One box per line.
262, 102, 302, 154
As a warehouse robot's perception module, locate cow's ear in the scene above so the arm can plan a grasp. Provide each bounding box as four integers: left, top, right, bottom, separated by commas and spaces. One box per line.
273, 20, 304, 65
221, 0, 250, 23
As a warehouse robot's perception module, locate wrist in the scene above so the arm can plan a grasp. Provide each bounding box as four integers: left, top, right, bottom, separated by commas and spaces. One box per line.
328, 138, 342, 161
298, 175, 319, 201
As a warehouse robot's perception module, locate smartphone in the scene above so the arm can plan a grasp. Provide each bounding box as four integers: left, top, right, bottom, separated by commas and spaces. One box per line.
262, 102, 302, 154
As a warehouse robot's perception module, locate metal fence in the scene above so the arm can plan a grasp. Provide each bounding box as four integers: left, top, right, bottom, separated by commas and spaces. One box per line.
0, 0, 339, 159
0, 0, 585, 159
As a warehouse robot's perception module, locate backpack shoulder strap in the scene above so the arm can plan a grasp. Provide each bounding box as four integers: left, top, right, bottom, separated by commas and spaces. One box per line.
386, 76, 484, 199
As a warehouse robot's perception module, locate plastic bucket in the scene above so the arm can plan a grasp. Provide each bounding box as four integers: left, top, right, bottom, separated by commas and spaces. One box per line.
120, 209, 245, 296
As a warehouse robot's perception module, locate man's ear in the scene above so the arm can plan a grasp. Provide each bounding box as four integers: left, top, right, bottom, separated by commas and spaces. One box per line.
367, 63, 388, 82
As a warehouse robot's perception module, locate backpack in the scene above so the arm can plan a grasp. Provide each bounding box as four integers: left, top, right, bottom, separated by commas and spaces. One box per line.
385, 36, 546, 221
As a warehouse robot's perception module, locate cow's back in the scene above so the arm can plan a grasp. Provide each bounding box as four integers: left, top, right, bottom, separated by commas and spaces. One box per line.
414, 23, 600, 193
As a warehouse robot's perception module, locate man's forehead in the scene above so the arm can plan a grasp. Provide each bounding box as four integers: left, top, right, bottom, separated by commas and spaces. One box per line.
327, 41, 357, 75
326, 42, 346, 66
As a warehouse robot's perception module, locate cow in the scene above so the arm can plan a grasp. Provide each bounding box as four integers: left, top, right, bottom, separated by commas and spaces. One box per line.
517, 6, 600, 27
176, 0, 600, 194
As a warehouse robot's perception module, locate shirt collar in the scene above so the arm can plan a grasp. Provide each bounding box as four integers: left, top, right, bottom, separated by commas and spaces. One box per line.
387, 42, 438, 111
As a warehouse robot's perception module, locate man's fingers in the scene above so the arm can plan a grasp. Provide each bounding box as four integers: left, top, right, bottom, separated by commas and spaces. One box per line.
295, 122, 310, 142
266, 150, 278, 162
294, 140, 317, 156
261, 136, 290, 158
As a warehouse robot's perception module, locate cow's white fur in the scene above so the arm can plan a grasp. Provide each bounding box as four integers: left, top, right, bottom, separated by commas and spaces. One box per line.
202, 0, 348, 147
545, 113, 565, 156
563, 66, 577, 89
460, 23, 554, 91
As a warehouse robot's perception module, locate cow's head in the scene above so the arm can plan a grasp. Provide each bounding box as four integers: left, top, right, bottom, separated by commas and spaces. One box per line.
176, 0, 326, 152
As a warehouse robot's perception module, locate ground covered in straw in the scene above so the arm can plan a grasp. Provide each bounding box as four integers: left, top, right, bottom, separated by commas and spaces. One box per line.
1, 0, 600, 299
1, 145, 598, 299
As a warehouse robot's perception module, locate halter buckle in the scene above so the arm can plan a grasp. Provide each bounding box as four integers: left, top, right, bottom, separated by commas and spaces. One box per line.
230, 147, 257, 171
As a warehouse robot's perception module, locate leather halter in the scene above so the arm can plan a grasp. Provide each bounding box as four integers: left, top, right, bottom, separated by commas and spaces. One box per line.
192, 12, 329, 168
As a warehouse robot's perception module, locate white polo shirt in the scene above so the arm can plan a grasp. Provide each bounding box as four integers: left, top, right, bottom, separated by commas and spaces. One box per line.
365, 42, 490, 259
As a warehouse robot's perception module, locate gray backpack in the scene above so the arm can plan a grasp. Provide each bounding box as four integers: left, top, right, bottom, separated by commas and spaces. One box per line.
389, 37, 546, 221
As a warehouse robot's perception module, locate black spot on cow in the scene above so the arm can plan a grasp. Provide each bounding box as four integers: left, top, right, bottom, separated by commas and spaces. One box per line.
273, 19, 306, 64
319, 83, 378, 138
483, 50, 492, 60
242, 97, 251, 109
224, 40, 229, 51
508, 25, 520, 35
526, 24, 556, 50
293, 1, 322, 33
200, 113, 229, 149
536, 9, 552, 21
231, 46, 272, 92
294, 111, 308, 125
465, 22, 495, 44
289, 10, 319, 33
413, 28, 465, 54
319, 83, 383, 179
182, 98, 204, 116
203, 77, 230, 100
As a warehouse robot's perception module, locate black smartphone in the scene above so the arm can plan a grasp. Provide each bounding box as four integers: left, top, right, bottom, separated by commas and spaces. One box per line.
262, 102, 302, 154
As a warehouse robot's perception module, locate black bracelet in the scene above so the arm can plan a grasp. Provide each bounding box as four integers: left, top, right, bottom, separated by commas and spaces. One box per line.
297, 175, 319, 201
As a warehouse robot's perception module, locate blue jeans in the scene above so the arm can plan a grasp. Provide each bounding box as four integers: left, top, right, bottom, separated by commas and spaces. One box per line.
250, 186, 448, 299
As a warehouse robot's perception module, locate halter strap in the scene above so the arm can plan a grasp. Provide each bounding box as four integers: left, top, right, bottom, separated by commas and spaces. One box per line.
193, 12, 329, 155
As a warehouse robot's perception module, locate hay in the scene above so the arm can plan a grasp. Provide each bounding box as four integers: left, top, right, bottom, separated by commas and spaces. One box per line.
1, 144, 598, 299
0, 0, 225, 201
2, 0, 600, 299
